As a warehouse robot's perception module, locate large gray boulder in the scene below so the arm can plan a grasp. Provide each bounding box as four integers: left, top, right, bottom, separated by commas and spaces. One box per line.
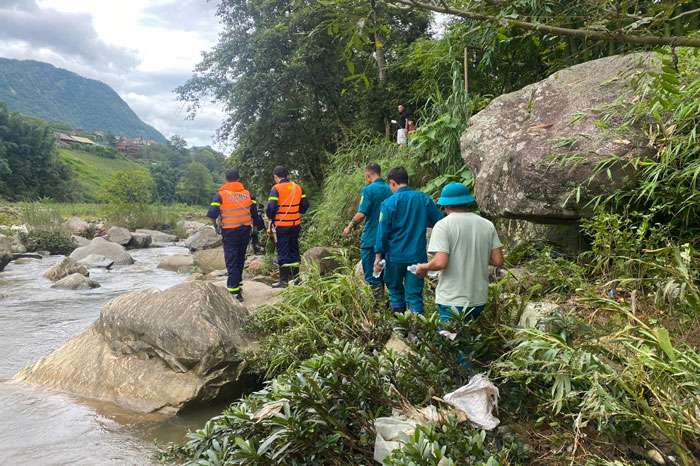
184, 228, 221, 252
63, 217, 89, 235
0, 235, 13, 271
194, 248, 226, 274
302, 247, 344, 275
135, 229, 177, 243
70, 237, 134, 265
106, 226, 131, 245
77, 254, 114, 269
128, 233, 152, 249
51, 273, 100, 290
43, 257, 89, 281
158, 254, 194, 273
15, 281, 254, 414
462, 53, 656, 222
71, 235, 91, 248
177, 220, 209, 238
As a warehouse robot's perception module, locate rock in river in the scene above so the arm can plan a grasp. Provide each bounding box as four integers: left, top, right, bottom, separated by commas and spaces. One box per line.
0, 234, 12, 272
184, 228, 221, 252
77, 254, 114, 269
106, 226, 132, 245
43, 257, 89, 281
128, 233, 152, 249
157, 254, 194, 273
194, 248, 226, 274
51, 273, 100, 290
62, 217, 90, 235
135, 229, 177, 243
70, 237, 134, 265
14, 281, 254, 414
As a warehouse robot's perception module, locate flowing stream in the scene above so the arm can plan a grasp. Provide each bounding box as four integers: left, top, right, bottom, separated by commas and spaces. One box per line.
0, 246, 223, 465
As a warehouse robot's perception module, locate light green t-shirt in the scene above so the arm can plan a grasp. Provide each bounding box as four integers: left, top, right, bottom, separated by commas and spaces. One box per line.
428, 212, 502, 307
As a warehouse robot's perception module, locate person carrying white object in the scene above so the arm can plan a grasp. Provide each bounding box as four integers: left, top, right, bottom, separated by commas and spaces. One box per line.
415, 182, 503, 323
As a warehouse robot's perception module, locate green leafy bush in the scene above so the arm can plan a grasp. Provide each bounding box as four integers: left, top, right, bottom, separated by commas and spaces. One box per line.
19, 229, 75, 255
246, 259, 394, 377
494, 305, 700, 465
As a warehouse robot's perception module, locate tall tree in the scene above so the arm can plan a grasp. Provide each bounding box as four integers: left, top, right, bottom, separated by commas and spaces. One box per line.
177, 0, 430, 195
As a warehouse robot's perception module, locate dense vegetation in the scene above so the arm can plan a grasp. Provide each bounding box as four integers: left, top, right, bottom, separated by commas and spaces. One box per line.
0, 58, 166, 143
0, 102, 80, 202
162, 1, 700, 465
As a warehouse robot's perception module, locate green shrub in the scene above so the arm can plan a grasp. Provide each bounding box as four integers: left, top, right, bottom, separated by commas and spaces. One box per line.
246, 259, 394, 377
20, 203, 64, 232
19, 229, 76, 255
493, 305, 700, 465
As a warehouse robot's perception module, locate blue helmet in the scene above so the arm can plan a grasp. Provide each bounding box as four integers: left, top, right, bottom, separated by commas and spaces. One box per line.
437, 182, 476, 206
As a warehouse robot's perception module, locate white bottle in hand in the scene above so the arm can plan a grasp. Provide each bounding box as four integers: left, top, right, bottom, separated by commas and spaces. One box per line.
373, 259, 386, 278
407, 264, 438, 278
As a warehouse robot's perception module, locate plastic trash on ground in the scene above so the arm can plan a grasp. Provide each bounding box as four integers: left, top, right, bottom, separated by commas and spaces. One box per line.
443, 373, 500, 430
373, 416, 418, 464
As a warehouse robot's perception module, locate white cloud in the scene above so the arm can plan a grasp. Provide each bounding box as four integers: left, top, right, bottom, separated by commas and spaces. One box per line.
0, 0, 224, 148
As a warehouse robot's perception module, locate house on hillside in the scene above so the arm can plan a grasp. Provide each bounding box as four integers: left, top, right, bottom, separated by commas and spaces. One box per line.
115, 142, 143, 159
54, 132, 95, 146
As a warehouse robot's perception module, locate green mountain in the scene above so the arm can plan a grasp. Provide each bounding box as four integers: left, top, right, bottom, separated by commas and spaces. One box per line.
0, 58, 166, 143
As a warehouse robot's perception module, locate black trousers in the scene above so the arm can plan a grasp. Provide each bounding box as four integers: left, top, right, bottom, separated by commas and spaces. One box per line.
222, 225, 251, 292
275, 225, 301, 267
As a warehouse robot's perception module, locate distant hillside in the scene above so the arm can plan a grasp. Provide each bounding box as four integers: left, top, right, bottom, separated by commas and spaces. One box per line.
59, 148, 144, 202
0, 58, 166, 143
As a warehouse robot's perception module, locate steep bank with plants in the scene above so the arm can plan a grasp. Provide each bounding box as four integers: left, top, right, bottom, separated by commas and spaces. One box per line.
161, 49, 700, 466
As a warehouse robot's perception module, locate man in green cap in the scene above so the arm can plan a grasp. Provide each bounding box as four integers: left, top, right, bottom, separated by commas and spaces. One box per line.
415, 182, 504, 322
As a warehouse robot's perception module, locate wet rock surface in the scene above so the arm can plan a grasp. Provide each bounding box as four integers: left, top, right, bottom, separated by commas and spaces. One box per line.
43, 257, 89, 281
15, 281, 256, 414
70, 237, 134, 265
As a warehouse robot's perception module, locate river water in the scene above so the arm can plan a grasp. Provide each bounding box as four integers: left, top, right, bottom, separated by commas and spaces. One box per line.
0, 246, 224, 465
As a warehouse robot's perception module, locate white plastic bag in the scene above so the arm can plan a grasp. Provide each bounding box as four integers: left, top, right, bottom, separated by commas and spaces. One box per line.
442, 373, 500, 430
373, 416, 417, 464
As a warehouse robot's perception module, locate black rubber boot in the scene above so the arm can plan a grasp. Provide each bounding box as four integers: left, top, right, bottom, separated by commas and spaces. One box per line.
289, 265, 300, 285
271, 267, 289, 288
235, 290, 244, 302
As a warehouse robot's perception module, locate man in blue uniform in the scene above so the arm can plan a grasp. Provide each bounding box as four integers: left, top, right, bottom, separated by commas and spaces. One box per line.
374, 166, 443, 314
266, 166, 310, 288
207, 169, 263, 302
343, 163, 393, 300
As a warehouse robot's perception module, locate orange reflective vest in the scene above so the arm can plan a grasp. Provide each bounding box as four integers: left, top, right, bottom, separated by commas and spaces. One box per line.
218, 182, 253, 229
273, 181, 302, 227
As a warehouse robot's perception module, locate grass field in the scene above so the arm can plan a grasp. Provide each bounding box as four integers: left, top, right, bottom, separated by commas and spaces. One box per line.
59, 148, 144, 202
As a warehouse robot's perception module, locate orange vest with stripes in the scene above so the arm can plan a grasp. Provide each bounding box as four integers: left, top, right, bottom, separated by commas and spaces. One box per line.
273, 181, 302, 227
218, 182, 253, 229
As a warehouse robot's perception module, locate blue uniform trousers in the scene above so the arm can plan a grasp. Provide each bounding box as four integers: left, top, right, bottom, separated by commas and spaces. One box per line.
437, 304, 486, 377
384, 260, 424, 313
361, 247, 383, 286
222, 226, 251, 292
276, 225, 301, 267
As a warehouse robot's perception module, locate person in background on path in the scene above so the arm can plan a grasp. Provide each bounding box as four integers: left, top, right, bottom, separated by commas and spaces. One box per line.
207, 169, 262, 302
249, 202, 266, 255
266, 165, 309, 288
393, 104, 408, 145
374, 166, 443, 314
415, 182, 503, 323
343, 163, 393, 300
406, 118, 416, 138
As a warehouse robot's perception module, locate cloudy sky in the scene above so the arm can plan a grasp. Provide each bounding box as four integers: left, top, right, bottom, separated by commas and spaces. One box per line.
0, 0, 225, 148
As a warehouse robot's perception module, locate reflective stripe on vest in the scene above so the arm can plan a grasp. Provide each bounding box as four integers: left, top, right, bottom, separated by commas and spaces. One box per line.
273, 182, 302, 227
219, 182, 252, 229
